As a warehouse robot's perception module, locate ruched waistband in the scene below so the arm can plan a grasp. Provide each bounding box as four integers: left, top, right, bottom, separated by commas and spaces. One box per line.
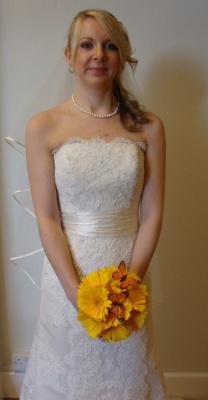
61, 208, 138, 237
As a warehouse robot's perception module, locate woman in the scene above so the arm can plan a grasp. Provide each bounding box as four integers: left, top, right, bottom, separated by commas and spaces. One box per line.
21, 9, 166, 400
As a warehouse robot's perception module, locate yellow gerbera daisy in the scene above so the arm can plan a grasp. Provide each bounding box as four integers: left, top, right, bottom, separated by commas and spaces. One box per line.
123, 298, 133, 319
125, 309, 147, 331
103, 313, 120, 329
127, 271, 141, 283
107, 279, 123, 294
128, 284, 149, 312
78, 269, 110, 291
77, 286, 112, 320
77, 310, 104, 338
101, 324, 130, 342
102, 265, 118, 280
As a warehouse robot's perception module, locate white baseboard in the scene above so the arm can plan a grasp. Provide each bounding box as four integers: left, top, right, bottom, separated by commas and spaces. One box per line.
1, 371, 208, 399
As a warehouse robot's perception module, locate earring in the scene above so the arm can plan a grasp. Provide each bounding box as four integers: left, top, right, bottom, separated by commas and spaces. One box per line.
68, 64, 75, 73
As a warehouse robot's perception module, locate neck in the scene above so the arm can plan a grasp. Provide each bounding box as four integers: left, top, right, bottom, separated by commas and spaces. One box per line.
72, 93, 119, 119
73, 87, 116, 115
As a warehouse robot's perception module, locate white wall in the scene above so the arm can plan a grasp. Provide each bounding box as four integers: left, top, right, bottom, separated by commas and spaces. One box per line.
1, 0, 208, 381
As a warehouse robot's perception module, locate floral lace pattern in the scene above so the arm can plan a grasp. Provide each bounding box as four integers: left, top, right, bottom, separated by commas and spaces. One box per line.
53, 137, 146, 213
20, 137, 170, 400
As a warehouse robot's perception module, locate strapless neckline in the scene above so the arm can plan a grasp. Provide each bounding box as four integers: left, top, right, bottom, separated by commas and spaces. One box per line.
52, 136, 147, 155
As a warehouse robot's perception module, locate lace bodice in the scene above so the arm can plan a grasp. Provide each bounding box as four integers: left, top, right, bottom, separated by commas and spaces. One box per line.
53, 137, 147, 214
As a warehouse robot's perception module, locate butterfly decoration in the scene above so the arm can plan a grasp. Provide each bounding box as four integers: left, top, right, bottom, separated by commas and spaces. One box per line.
108, 292, 129, 305
108, 292, 128, 323
108, 261, 139, 323
112, 261, 127, 281
112, 261, 139, 290
108, 304, 125, 324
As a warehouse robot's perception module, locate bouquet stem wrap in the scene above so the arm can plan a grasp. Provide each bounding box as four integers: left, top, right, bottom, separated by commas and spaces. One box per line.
77, 261, 149, 342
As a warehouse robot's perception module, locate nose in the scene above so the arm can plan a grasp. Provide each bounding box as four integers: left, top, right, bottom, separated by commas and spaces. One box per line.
93, 44, 105, 61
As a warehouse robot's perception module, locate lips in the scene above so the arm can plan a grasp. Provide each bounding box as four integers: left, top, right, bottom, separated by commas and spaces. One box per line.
88, 67, 108, 73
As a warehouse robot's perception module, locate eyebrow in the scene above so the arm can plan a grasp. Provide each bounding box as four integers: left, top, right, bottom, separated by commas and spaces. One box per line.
79, 37, 93, 41
79, 37, 111, 42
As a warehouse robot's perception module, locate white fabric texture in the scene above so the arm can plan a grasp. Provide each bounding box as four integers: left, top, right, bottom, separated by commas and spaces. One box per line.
20, 137, 169, 400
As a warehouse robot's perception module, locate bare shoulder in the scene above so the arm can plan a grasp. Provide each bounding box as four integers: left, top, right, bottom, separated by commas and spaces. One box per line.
144, 112, 165, 135
26, 108, 58, 151
144, 112, 165, 144
26, 109, 55, 136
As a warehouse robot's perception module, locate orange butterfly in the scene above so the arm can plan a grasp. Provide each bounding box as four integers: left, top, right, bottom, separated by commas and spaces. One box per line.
109, 304, 125, 324
108, 292, 128, 306
112, 261, 127, 281
112, 261, 138, 290
120, 277, 138, 290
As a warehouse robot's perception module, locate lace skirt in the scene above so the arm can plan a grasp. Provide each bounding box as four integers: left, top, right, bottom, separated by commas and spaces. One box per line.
20, 232, 168, 400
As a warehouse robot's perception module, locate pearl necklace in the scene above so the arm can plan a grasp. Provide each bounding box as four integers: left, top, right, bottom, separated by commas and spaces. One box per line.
72, 94, 119, 119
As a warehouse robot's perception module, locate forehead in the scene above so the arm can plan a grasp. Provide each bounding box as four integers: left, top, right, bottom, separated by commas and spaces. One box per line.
78, 17, 110, 40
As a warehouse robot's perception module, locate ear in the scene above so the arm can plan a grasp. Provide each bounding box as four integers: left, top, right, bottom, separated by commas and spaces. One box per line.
64, 48, 73, 68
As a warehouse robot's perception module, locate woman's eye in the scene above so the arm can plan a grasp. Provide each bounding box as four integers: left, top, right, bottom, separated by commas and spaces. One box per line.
105, 43, 118, 51
81, 42, 93, 49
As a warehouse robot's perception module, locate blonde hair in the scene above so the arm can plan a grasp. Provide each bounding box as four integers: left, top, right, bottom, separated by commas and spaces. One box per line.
65, 9, 149, 130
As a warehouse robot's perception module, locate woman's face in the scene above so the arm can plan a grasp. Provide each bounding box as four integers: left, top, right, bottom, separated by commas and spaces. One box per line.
69, 17, 120, 90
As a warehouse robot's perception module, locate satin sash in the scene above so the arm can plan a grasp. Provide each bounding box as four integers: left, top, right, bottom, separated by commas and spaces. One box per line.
62, 208, 138, 237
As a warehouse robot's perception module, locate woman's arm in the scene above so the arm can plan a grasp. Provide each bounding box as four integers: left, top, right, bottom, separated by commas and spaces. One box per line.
26, 114, 80, 309
130, 115, 166, 280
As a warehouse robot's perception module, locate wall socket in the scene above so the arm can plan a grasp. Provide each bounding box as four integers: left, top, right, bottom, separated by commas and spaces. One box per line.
12, 351, 30, 371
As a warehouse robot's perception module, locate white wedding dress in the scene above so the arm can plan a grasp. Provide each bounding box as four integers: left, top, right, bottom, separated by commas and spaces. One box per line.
20, 137, 169, 400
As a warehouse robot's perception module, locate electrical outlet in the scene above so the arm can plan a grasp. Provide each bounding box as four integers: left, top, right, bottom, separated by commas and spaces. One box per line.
12, 351, 30, 371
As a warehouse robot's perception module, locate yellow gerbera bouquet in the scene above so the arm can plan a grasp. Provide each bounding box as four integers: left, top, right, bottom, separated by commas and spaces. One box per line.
77, 261, 149, 342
